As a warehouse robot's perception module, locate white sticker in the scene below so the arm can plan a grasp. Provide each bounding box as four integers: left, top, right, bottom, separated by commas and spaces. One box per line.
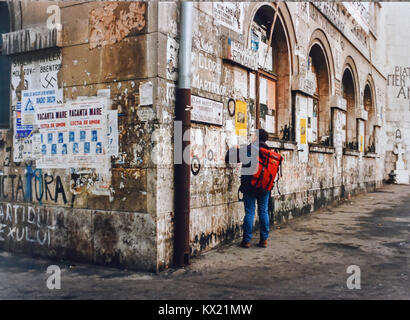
139, 82, 153, 106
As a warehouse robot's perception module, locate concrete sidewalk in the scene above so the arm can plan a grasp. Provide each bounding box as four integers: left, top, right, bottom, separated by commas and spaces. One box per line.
0, 184, 409, 299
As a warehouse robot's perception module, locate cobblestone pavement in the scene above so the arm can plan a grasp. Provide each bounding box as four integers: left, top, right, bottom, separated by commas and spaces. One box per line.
0, 184, 409, 299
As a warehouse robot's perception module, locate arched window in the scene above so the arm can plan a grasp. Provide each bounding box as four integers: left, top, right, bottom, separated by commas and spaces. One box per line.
363, 83, 375, 152
0, 2, 11, 128
308, 43, 330, 145
250, 4, 292, 140
342, 67, 357, 150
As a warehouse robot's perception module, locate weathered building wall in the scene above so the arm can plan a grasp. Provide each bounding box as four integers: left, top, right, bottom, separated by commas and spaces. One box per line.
0, 1, 165, 271
0, 1, 399, 272
157, 2, 388, 262
384, 2, 410, 183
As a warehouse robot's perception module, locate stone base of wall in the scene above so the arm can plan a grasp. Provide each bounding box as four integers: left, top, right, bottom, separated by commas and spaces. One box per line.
0, 203, 157, 272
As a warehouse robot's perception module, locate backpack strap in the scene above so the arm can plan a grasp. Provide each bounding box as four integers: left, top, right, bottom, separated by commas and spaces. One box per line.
275, 159, 283, 195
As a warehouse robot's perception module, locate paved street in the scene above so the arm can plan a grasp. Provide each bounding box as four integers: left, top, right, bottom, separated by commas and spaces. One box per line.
0, 184, 409, 300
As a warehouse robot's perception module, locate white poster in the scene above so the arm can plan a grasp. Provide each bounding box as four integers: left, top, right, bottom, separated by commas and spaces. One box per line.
139, 82, 153, 106
234, 68, 248, 99
259, 77, 267, 105
191, 95, 223, 126
213, 2, 244, 34
35, 104, 69, 168
250, 73, 256, 100
21, 88, 63, 125
35, 98, 109, 169
258, 42, 273, 71
12, 50, 62, 162
265, 114, 275, 133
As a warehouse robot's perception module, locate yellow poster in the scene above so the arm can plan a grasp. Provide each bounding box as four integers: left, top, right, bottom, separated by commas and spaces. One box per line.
300, 118, 307, 144
235, 100, 247, 136
360, 135, 364, 152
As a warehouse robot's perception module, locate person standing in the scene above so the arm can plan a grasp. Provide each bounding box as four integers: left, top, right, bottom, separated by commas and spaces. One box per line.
225, 129, 276, 248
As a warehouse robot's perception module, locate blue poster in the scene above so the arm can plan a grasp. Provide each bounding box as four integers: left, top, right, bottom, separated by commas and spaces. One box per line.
15, 102, 33, 138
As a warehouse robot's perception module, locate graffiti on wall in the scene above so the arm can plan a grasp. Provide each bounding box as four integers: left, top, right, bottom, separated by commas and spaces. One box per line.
387, 66, 410, 101
192, 51, 226, 96
0, 171, 68, 205
0, 203, 57, 246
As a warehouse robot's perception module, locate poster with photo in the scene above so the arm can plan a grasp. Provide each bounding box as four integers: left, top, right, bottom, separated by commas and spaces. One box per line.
35, 103, 69, 168
34, 98, 109, 169
66, 98, 108, 168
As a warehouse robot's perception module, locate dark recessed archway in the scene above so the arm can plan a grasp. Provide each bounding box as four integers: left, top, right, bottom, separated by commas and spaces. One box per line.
342, 67, 357, 149
251, 4, 292, 139
364, 83, 375, 152
309, 43, 330, 143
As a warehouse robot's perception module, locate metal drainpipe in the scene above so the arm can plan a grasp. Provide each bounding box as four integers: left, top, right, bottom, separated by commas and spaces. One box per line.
174, 1, 192, 268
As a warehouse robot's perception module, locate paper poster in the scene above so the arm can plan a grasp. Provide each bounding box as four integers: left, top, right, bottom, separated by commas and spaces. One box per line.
258, 42, 272, 71
213, 2, 244, 33
35, 103, 69, 168
21, 89, 63, 125
35, 98, 108, 169
15, 102, 33, 139
235, 100, 247, 136
31, 133, 42, 159
191, 95, 223, 126
308, 97, 313, 116
300, 118, 307, 144
11, 50, 62, 106
259, 77, 267, 105
311, 117, 318, 142
226, 120, 234, 132
13, 103, 35, 162
299, 96, 308, 117
234, 68, 248, 99
250, 73, 256, 100
358, 120, 364, 153
139, 81, 153, 106
267, 79, 276, 110
360, 135, 364, 153
265, 114, 275, 133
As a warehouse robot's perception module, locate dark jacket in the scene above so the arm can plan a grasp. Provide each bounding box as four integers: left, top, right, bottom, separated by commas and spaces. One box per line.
225, 141, 271, 194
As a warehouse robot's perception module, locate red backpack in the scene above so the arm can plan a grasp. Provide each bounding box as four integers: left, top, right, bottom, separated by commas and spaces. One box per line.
251, 147, 283, 192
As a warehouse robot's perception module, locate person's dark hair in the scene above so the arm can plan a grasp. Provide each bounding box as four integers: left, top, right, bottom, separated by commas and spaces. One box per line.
257, 129, 269, 142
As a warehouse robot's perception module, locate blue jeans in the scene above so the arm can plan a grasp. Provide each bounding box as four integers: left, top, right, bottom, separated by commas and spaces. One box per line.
243, 188, 271, 243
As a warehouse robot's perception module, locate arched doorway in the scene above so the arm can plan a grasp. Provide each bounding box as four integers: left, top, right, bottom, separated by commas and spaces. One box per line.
0, 2, 11, 128
342, 67, 357, 150
250, 4, 292, 140
308, 43, 330, 144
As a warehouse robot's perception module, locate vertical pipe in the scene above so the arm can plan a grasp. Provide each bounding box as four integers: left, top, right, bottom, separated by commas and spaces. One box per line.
174, 1, 192, 267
